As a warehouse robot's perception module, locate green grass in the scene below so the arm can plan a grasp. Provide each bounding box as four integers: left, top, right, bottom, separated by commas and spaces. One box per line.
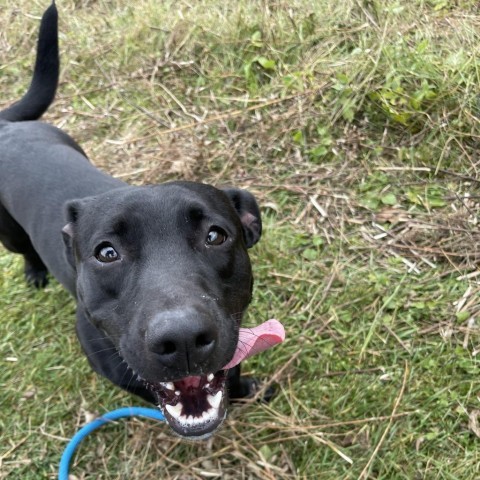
1, 0, 480, 478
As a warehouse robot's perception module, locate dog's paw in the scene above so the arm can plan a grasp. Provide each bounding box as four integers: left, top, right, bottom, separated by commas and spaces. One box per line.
229, 377, 277, 403
24, 266, 49, 288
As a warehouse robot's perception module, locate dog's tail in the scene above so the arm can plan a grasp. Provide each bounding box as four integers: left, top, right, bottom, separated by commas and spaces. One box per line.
0, 2, 59, 122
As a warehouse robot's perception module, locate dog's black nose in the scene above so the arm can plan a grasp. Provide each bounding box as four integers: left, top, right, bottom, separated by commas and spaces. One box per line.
146, 308, 218, 371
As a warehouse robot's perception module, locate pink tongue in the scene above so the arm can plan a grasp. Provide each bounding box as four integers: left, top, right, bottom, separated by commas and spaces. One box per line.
222, 319, 285, 370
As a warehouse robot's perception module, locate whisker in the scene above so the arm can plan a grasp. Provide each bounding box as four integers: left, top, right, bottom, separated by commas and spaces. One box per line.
85, 346, 118, 359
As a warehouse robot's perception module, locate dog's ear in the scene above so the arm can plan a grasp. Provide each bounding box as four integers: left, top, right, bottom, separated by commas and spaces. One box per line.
221, 188, 262, 248
62, 199, 85, 238
62, 199, 86, 267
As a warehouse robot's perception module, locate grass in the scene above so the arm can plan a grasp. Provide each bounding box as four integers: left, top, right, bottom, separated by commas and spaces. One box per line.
1, 0, 479, 478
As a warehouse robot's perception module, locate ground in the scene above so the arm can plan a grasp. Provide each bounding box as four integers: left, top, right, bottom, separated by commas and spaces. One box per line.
0, 1, 479, 479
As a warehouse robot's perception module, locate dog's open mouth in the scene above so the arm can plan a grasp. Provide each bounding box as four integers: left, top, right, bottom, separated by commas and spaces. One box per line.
144, 319, 285, 439
146, 371, 228, 439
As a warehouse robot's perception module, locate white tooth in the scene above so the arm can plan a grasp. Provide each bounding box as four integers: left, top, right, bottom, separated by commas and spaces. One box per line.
161, 382, 175, 391
165, 403, 183, 419
208, 391, 223, 409
207, 373, 214, 382
175, 390, 180, 396
205, 407, 219, 423
177, 414, 188, 426
203, 410, 212, 421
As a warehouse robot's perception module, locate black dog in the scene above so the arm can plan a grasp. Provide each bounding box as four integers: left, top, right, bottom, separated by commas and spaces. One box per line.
0, 3, 284, 439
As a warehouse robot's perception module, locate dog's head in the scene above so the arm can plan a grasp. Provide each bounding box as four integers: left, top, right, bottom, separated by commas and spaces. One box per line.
62, 182, 262, 438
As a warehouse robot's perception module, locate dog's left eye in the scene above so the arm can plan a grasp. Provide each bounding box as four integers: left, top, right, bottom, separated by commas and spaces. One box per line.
206, 227, 227, 246
95, 244, 120, 263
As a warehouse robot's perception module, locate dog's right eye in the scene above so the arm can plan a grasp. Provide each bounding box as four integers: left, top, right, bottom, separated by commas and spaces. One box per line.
206, 227, 228, 246
95, 244, 120, 263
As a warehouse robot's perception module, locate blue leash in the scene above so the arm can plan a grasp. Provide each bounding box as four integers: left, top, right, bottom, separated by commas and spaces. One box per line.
58, 407, 165, 480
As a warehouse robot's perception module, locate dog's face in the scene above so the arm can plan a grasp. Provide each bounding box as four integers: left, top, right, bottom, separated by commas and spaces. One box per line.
62, 182, 262, 438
